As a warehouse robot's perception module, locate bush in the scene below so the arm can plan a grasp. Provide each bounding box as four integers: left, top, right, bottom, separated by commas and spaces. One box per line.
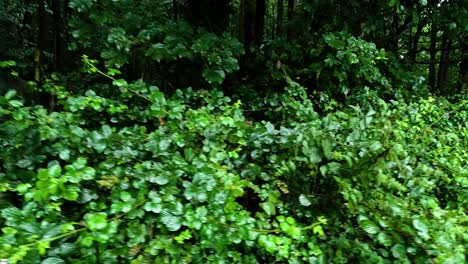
0, 74, 466, 263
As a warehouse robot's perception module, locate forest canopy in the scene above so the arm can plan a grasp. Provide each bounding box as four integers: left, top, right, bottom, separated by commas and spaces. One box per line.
0, 0, 467, 263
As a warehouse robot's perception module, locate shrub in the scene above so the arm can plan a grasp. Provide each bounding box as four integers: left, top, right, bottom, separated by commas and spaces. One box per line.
0, 72, 466, 263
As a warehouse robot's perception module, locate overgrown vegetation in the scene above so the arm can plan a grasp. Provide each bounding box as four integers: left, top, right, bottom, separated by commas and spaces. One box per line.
0, 0, 467, 263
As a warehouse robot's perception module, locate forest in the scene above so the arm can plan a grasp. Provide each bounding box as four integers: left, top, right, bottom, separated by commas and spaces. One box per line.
0, 0, 467, 263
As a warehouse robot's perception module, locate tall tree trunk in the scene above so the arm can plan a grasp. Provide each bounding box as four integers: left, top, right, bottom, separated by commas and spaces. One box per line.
36, 0, 49, 83
37, 0, 56, 110
287, 0, 295, 40
239, 0, 245, 42
254, 0, 266, 45
240, 0, 255, 50
457, 40, 468, 93
287, 0, 295, 21
185, 0, 230, 34
436, 30, 450, 95
409, 20, 423, 63
276, 0, 284, 37
52, 0, 64, 71
428, 20, 437, 92
173, 0, 178, 20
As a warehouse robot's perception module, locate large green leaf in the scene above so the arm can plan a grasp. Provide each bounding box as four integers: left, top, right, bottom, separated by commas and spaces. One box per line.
360, 220, 379, 234
85, 213, 108, 231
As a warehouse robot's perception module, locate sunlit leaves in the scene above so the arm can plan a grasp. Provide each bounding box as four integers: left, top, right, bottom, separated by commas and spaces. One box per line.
0, 60, 16, 68
260, 201, 276, 216
85, 213, 108, 231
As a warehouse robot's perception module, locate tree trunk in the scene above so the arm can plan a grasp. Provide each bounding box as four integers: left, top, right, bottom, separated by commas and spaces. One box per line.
173, 0, 178, 20
52, 0, 64, 71
457, 40, 468, 93
37, 0, 57, 110
409, 20, 423, 63
254, 0, 266, 45
36, 0, 49, 83
287, 0, 295, 40
436, 30, 450, 94
287, 0, 295, 21
185, 0, 230, 34
240, 0, 255, 50
239, 0, 245, 42
276, 0, 284, 37
428, 20, 437, 92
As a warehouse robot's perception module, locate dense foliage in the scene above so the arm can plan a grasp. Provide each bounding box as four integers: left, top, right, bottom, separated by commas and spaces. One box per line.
0, 0, 467, 263
1, 70, 466, 262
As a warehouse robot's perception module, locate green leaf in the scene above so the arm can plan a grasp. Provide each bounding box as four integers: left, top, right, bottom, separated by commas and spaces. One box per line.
360, 220, 379, 234
63, 186, 80, 201
0, 60, 16, 68
299, 194, 312, 206
144, 201, 162, 213
42, 257, 65, 264
312, 225, 324, 236
259, 235, 277, 253
322, 139, 333, 159
112, 79, 128, 87
16, 183, 32, 193
369, 141, 382, 152
154, 175, 170, 185
184, 148, 195, 162
391, 244, 406, 258
280, 222, 289, 232
265, 122, 275, 134
412, 219, 430, 240
48, 165, 62, 178
37, 240, 51, 255
85, 213, 108, 231
120, 191, 132, 202
81, 167, 96, 180
377, 232, 392, 246
16, 159, 33, 168
324, 34, 345, 49
202, 69, 225, 84
72, 157, 87, 170
260, 201, 276, 216
56, 243, 76, 255
309, 147, 322, 164
412, 219, 427, 233
8, 99, 23, 107
286, 217, 295, 225
289, 227, 301, 238
43, 224, 63, 239
59, 149, 71, 160
161, 212, 182, 231
175, 230, 192, 244
19, 222, 41, 234
78, 188, 98, 203
4, 90, 17, 100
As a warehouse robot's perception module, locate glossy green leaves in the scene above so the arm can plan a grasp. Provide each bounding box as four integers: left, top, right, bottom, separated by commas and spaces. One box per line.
0, 77, 466, 263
